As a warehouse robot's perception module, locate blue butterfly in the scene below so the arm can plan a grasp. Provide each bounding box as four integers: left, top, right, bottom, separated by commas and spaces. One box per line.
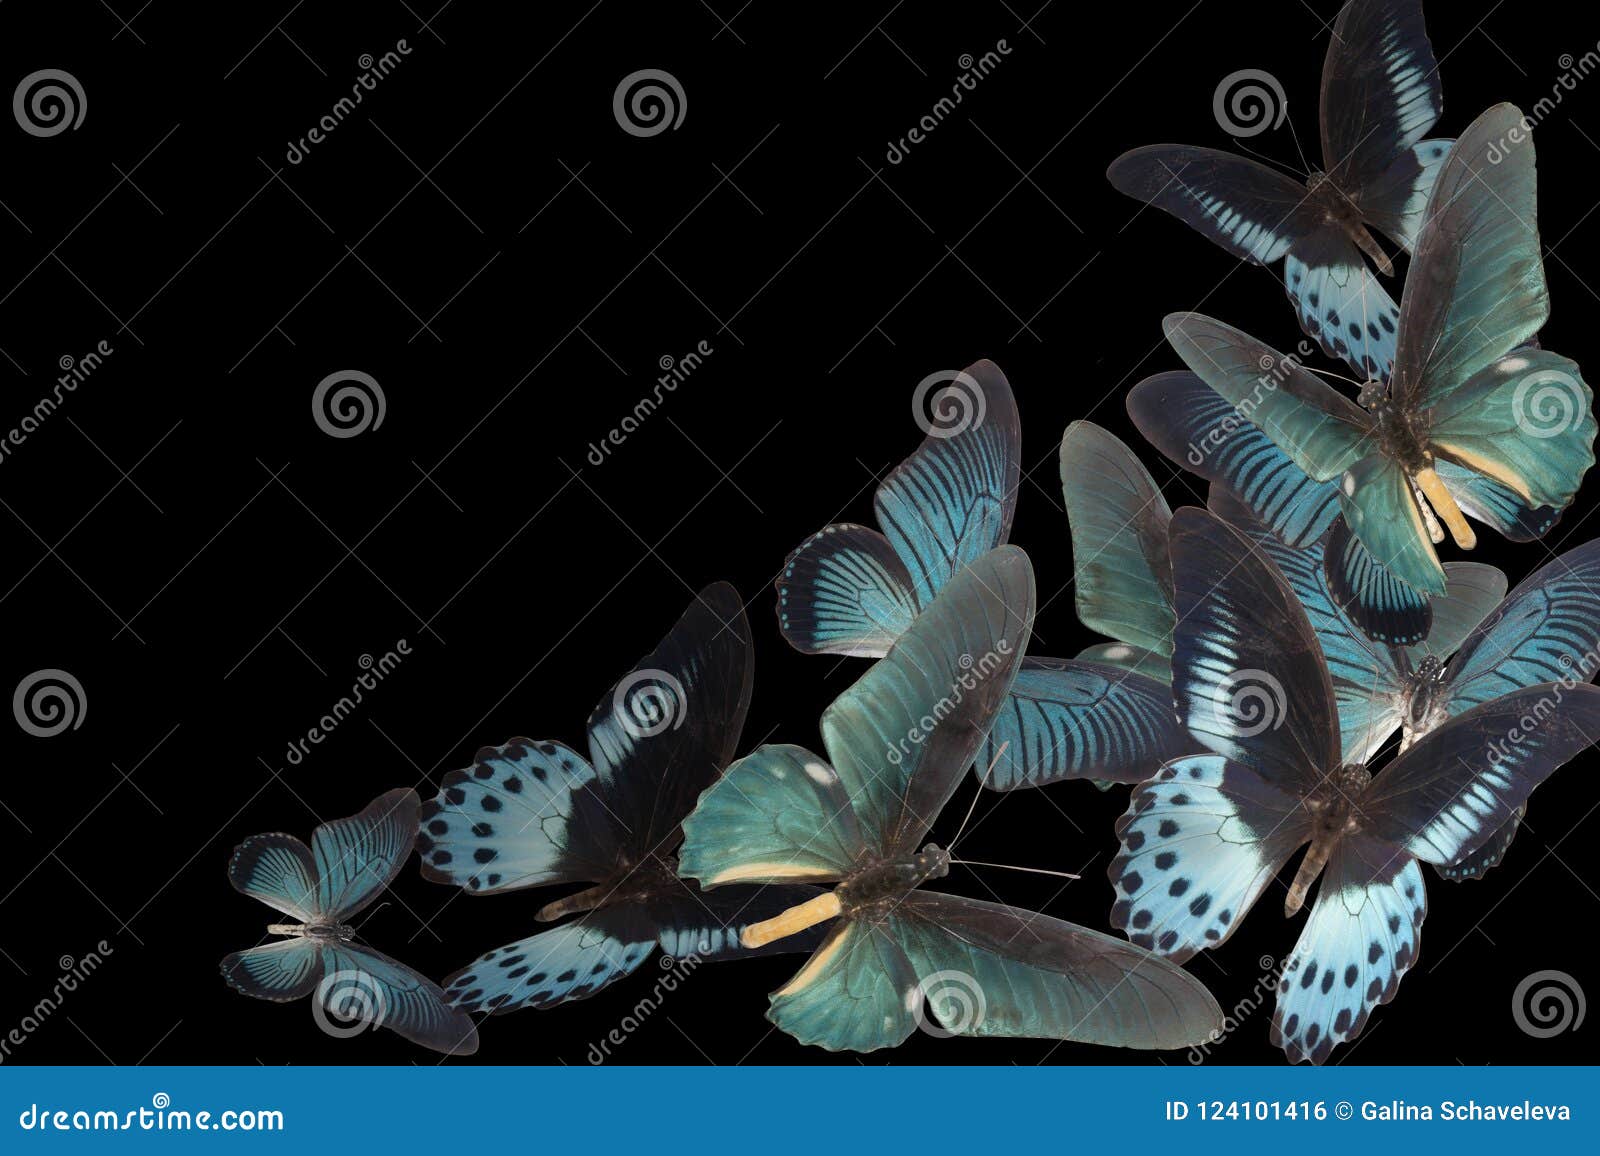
1109, 0, 1449, 379
1160, 104, 1594, 617
778, 364, 1198, 790
417, 584, 823, 1017
682, 546, 1223, 1053
222, 788, 479, 1056
1213, 485, 1600, 882
1109, 507, 1600, 1063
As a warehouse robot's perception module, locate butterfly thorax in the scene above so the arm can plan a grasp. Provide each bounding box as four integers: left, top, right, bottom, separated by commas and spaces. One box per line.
538, 853, 682, 922
1400, 656, 1450, 749
1365, 396, 1430, 473
836, 844, 950, 915
1307, 171, 1392, 275
266, 921, 354, 941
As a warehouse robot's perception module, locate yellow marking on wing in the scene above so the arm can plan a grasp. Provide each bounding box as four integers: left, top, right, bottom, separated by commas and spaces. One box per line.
706, 862, 840, 886
775, 919, 852, 996
1432, 443, 1536, 502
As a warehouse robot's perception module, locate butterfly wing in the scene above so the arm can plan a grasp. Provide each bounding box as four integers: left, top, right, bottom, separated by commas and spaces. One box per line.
1163, 313, 1374, 483
1208, 489, 1406, 762
1422, 349, 1595, 526
823, 545, 1033, 857
1321, 513, 1435, 643
872, 360, 1021, 607
586, 581, 756, 858
1106, 145, 1317, 266
1168, 506, 1341, 791
1403, 563, 1506, 666
220, 938, 325, 1002
418, 738, 622, 894
1435, 461, 1563, 543
320, 941, 479, 1055
311, 788, 420, 922
1362, 684, 1600, 868
443, 903, 659, 1015
766, 918, 921, 1053
1110, 755, 1312, 962
1444, 539, 1600, 713
678, 744, 868, 886
227, 833, 320, 922
1393, 103, 1548, 414
774, 524, 919, 657
1283, 229, 1402, 379
649, 881, 829, 961
1270, 837, 1427, 1065
894, 891, 1223, 1049
977, 658, 1204, 790
1059, 421, 1174, 657
1127, 371, 1340, 548
1320, 0, 1443, 219
1335, 452, 1445, 596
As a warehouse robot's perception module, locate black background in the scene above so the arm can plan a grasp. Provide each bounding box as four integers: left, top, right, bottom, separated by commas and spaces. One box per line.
1, 1, 1595, 1067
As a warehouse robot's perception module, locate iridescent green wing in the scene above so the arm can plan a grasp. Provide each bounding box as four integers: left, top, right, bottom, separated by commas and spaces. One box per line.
766, 917, 920, 1053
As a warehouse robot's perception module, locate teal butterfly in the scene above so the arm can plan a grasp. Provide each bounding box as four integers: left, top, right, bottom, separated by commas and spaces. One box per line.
779, 366, 1196, 791
682, 547, 1223, 1053
1110, 508, 1600, 1062
1162, 103, 1594, 603
222, 788, 480, 1056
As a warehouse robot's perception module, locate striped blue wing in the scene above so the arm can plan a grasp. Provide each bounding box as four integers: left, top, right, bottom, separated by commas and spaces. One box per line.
1362, 685, 1600, 867
895, 892, 1222, 1048
1106, 145, 1317, 266
418, 738, 620, 894
1110, 755, 1311, 962
227, 833, 319, 922
767, 919, 919, 1053
443, 904, 657, 1015
311, 788, 420, 922
1058, 421, 1174, 657
1168, 507, 1340, 792
220, 938, 324, 1002
1436, 461, 1563, 543
649, 883, 828, 961
1322, 513, 1433, 644
872, 360, 1020, 606
1335, 452, 1444, 596
1128, 371, 1339, 548
321, 942, 479, 1055
1271, 839, 1426, 1065
775, 524, 918, 657
977, 658, 1203, 790
821, 546, 1033, 856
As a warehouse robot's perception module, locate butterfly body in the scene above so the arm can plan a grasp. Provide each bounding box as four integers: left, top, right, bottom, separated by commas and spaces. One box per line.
836, 844, 950, 914
1284, 763, 1371, 917
1304, 170, 1392, 275
1400, 655, 1449, 744
264, 921, 355, 940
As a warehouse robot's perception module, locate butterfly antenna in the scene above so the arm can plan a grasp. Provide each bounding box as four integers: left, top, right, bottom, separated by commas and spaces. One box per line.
353, 901, 392, 931
950, 860, 1082, 881
1306, 363, 1367, 390
1233, 136, 1306, 181
1285, 116, 1316, 178
949, 741, 1008, 854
